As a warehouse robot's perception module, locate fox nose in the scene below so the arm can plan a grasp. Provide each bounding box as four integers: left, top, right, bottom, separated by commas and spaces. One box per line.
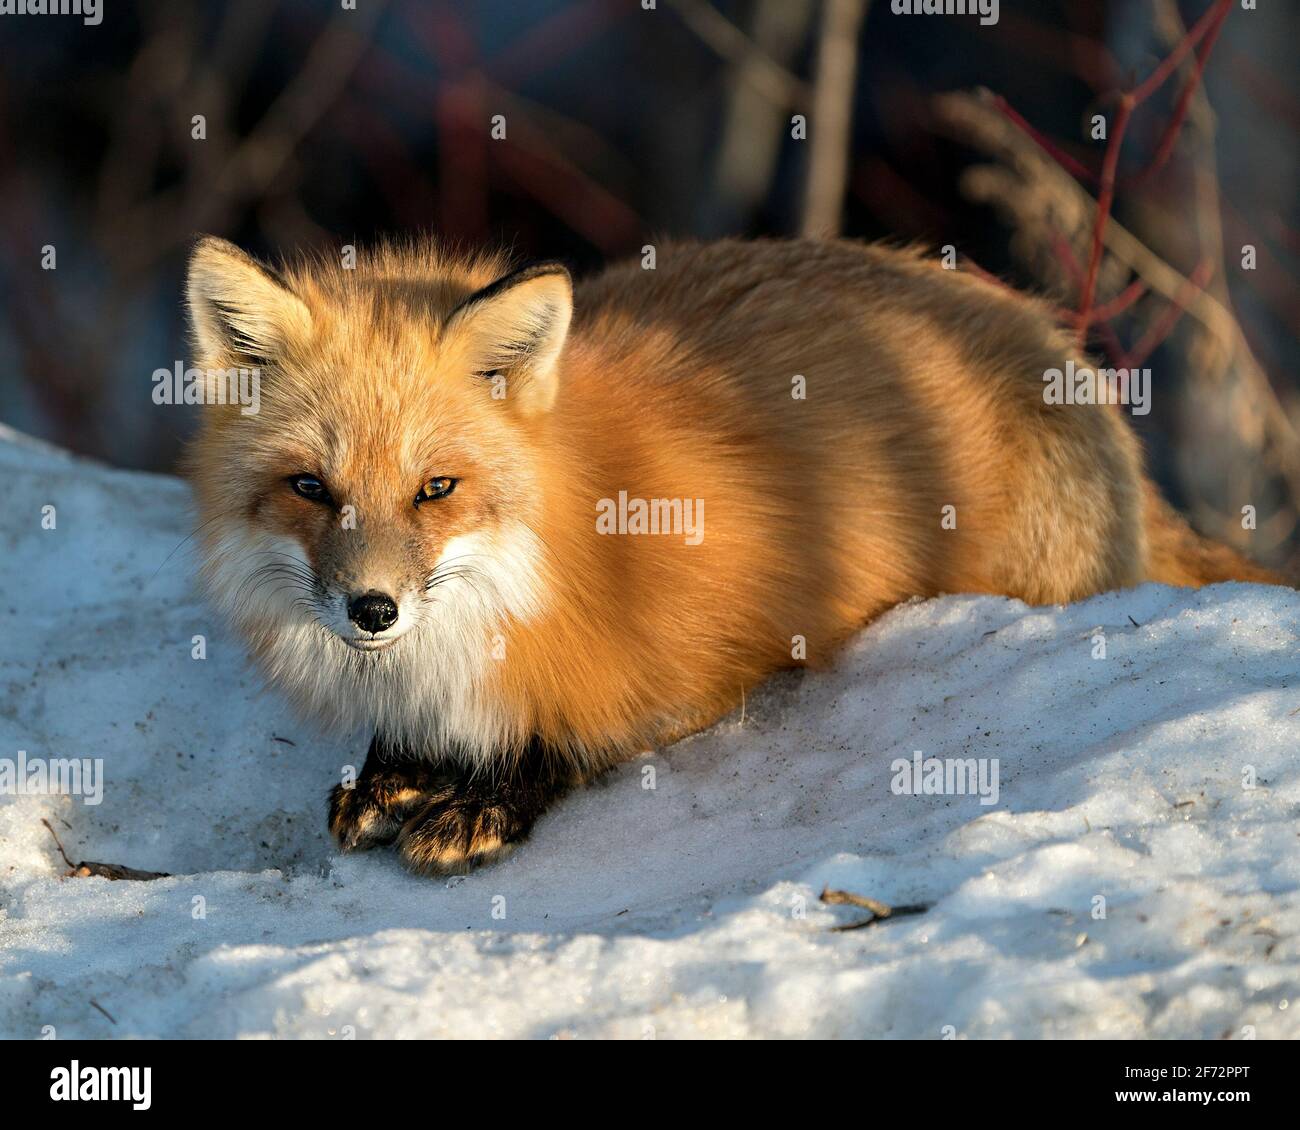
347, 591, 399, 634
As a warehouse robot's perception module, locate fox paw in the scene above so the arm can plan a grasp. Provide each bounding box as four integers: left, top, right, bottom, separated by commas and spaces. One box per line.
396, 787, 530, 875
328, 761, 443, 852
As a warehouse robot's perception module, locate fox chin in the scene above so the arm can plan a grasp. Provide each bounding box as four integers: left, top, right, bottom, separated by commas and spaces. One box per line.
182, 234, 1287, 876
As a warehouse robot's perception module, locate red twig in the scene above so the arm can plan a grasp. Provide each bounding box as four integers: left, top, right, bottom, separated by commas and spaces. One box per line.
1076, 94, 1132, 342
1056, 275, 1147, 327
1121, 258, 1215, 370
1050, 228, 1086, 285
990, 0, 1234, 348
1051, 223, 1127, 361
1084, 276, 1149, 324
991, 94, 1098, 185
1050, 228, 1124, 358
1129, 0, 1228, 105
1124, 0, 1231, 188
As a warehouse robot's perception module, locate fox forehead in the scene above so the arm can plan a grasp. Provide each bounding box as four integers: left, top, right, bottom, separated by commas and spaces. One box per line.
269, 307, 483, 404
246, 342, 507, 471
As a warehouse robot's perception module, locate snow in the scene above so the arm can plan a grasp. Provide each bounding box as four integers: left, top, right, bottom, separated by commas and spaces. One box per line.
1, 422, 1298, 1039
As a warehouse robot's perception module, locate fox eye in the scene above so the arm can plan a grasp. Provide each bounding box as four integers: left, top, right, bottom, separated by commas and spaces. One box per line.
415, 477, 457, 506
289, 474, 331, 503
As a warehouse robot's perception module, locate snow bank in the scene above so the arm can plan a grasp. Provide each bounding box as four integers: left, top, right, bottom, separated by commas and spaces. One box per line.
1, 425, 1297, 1039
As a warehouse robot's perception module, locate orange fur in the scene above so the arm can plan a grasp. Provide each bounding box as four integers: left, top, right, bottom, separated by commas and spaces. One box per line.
184, 235, 1287, 781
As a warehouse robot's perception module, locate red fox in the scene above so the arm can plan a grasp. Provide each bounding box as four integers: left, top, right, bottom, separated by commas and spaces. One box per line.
184, 235, 1286, 874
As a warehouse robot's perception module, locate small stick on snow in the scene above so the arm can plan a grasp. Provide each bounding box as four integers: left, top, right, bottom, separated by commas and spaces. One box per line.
41, 818, 76, 870
41, 818, 170, 882
89, 999, 117, 1025
67, 861, 172, 882
820, 887, 931, 931
822, 887, 892, 915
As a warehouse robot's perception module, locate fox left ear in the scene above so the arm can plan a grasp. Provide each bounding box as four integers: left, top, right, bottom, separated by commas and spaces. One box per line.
445, 261, 573, 414
186, 235, 311, 370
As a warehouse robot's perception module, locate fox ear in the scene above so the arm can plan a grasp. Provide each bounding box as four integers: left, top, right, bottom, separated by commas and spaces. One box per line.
445, 261, 572, 414
186, 236, 310, 368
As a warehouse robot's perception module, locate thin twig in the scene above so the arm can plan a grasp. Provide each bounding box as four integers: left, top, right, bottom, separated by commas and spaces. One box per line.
665, 0, 811, 107
1124, 0, 1230, 188
820, 886, 931, 931
42, 817, 170, 882
1077, 94, 1132, 343
801, 0, 869, 237
41, 818, 76, 870
89, 1000, 118, 1026
1122, 258, 1214, 369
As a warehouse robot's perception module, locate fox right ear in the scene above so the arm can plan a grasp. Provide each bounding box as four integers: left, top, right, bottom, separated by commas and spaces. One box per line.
186, 236, 310, 367
444, 261, 573, 415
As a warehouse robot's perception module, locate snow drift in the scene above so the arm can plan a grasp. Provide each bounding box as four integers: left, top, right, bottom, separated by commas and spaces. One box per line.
1, 425, 1297, 1039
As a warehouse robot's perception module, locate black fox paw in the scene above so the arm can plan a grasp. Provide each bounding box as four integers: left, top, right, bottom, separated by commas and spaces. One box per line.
396, 785, 532, 875
328, 760, 443, 852
331, 736, 571, 875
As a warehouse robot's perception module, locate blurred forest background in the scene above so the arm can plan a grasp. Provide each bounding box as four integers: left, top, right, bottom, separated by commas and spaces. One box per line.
0, 0, 1296, 569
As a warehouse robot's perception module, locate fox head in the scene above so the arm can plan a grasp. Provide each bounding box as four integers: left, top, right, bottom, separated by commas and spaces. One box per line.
183, 237, 572, 750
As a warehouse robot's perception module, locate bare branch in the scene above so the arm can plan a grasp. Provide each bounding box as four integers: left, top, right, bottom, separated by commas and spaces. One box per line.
801, 0, 869, 238
665, 0, 811, 107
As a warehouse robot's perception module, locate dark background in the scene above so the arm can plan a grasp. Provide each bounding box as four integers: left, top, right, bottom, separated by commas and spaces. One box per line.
0, 0, 1296, 567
